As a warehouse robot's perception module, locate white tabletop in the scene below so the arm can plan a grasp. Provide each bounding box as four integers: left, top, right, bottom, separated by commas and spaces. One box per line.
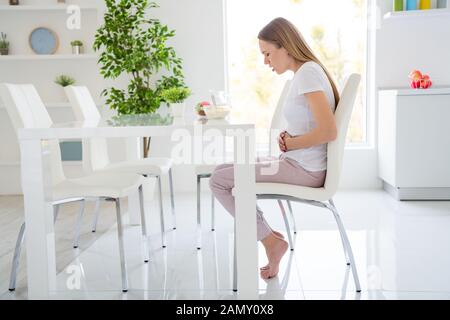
18, 114, 254, 140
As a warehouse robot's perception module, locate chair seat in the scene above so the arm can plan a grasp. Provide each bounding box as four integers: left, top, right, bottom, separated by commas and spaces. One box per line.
101, 157, 173, 176
52, 172, 144, 200
253, 183, 332, 202
195, 164, 218, 175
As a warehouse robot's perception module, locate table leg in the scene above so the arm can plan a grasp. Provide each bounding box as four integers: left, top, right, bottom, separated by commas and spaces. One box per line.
126, 137, 142, 225
20, 140, 56, 299
233, 130, 258, 299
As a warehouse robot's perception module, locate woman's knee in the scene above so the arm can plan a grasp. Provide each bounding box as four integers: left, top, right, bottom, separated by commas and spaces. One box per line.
209, 171, 220, 190
213, 162, 233, 173
209, 167, 233, 191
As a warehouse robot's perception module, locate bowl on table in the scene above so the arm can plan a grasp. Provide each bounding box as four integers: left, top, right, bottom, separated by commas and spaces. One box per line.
204, 106, 231, 119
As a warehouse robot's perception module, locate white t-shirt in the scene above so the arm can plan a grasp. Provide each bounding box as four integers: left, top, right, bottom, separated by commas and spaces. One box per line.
280, 61, 336, 172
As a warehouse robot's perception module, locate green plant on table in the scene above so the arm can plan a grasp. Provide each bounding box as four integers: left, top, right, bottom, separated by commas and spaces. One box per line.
160, 87, 191, 104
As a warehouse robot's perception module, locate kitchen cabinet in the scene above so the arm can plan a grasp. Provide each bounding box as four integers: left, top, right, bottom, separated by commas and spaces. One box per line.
378, 87, 450, 200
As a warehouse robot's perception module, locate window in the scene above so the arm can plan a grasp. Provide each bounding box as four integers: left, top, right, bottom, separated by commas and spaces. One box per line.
225, 0, 368, 150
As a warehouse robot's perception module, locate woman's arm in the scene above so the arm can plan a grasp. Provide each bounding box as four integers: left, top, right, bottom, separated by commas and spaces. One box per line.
282, 91, 337, 151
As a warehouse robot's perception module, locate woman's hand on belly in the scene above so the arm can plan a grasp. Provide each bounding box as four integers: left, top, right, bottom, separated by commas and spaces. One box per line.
279, 131, 292, 152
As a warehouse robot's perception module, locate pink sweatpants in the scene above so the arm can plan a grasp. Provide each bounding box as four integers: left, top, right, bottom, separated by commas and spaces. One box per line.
209, 156, 326, 241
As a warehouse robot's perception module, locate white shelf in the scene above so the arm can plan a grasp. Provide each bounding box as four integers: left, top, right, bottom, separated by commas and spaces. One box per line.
0, 5, 97, 12
0, 54, 97, 61
384, 8, 450, 19
379, 87, 450, 96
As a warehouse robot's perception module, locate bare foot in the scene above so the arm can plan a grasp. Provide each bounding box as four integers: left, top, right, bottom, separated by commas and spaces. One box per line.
260, 231, 285, 270
272, 230, 285, 240
260, 233, 288, 279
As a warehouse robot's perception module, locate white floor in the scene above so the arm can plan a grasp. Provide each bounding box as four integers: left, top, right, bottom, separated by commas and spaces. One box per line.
1, 189, 450, 300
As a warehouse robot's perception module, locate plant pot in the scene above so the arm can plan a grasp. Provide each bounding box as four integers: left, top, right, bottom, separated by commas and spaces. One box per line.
71, 45, 83, 55
0, 48, 9, 55
170, 102, 185, 117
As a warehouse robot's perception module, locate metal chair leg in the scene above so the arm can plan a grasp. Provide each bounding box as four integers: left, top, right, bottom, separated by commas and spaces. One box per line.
53, 204, 60, 223
233, 229, 237, 292
73, 199, 86, 249
211, 192, 215, 231
138, 185, 149, 263
328, 199, 350, 265
277, 200, 295, 251
8, 222, 25, 291
328, 199, 361, 292
168, 168, 176, 230
114, 198, 129, 292
9, 203, 62, 291
286, 200, 297, 234
91, 198, 101, 233
157, 175, 166, 248
196, 175, 202, 250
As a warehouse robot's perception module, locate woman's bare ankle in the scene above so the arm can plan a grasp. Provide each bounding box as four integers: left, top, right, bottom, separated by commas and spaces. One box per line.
260, 233, 288, 279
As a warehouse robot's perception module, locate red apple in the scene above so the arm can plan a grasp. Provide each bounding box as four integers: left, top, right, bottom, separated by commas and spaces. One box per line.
409, 70, 423, 81
420, 79, 432, 89
410, 79, 420, 89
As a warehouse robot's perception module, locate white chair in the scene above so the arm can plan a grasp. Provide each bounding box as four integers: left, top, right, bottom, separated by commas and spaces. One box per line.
0, 83, 149, 293
254, 74, 362, 292
64, 85, 176, 248
195, 80, 294, 249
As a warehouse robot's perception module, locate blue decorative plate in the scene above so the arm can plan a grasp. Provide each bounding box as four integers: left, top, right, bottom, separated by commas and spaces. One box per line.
29, 27, 58, 55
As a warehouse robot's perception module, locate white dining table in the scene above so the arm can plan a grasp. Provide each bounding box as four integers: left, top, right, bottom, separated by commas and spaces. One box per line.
17, 114, 259, 299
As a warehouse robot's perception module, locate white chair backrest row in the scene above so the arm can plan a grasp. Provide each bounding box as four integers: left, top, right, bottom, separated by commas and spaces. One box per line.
0, 83, 66, 185
64, 86, 110, 173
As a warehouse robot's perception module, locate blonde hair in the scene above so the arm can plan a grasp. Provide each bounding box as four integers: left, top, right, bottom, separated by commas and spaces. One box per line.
258, 17, 340, 107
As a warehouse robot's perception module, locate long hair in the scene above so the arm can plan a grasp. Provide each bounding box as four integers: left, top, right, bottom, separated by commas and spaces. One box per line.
258, 17, 340, 107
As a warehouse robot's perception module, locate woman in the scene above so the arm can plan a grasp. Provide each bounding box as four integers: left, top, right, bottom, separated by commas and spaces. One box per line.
209, 17, 340, 280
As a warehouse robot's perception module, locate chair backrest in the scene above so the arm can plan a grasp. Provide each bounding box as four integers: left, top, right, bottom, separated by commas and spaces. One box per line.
64, 85, 110, 173
324, 74, 361, 194
0, 83, 66, 185
65, 85, 101, 122
268, 80, 291, 157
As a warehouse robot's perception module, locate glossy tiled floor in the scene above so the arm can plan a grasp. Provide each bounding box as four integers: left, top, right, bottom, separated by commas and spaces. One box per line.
1, 190, 450, 300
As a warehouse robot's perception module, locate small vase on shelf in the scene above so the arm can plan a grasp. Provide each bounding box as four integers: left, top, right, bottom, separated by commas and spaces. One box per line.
437, 0, 448, 8
406, 0, 418, 10
420, 0, 431, 9
71, 40, 84, 55
393, 0, 404, 11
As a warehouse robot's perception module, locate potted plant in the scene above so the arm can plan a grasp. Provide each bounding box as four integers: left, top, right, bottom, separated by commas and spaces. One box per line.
0, 33, 9, 55
94, 0, 186, 157
160, 87, 191, 117
55, 75, 76, 87
70, 40, 83, 55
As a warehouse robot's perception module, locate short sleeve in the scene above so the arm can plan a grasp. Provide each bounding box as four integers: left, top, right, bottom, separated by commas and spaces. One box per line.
296, 63, 325, 95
